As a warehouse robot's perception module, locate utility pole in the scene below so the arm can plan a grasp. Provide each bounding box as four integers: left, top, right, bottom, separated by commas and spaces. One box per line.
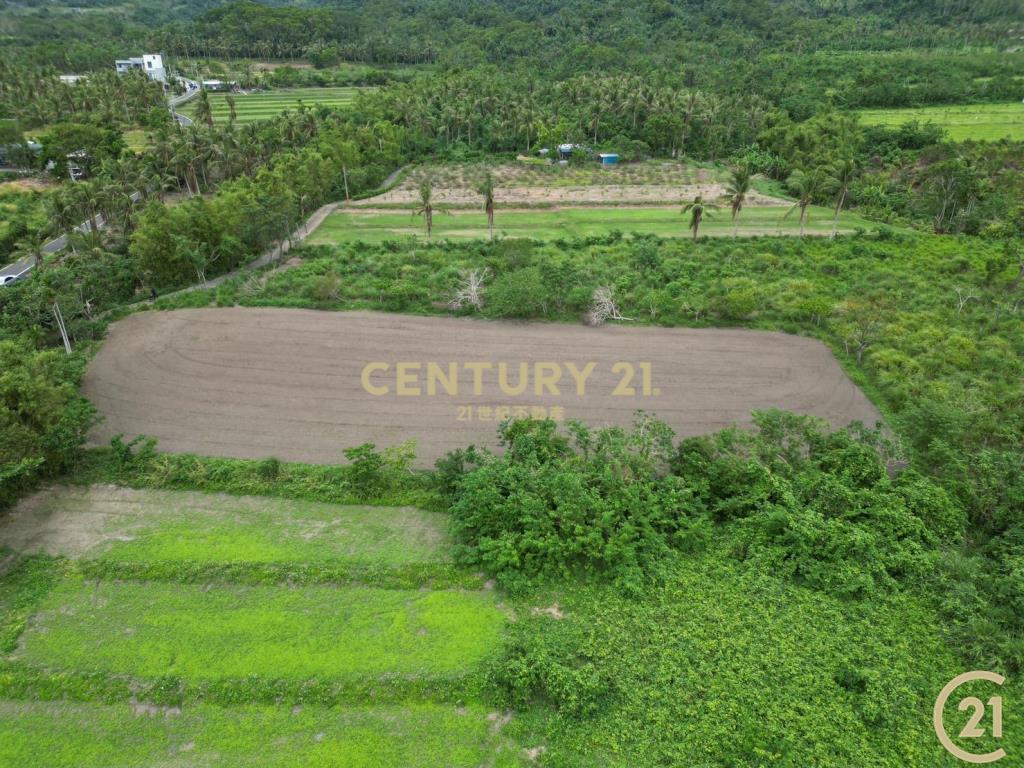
52, 302, 72, 354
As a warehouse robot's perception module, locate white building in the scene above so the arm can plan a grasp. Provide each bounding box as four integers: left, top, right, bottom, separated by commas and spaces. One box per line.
115, 54, 166, 83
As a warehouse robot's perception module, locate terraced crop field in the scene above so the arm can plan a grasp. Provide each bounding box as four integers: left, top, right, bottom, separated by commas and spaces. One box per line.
858, 101, 1024, 141
0, 485, 520, 767
185, 87, 367, 124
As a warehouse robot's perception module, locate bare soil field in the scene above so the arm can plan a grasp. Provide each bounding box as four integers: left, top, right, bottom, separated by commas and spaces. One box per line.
82, 308, 882, 466
356, 162, 788, 208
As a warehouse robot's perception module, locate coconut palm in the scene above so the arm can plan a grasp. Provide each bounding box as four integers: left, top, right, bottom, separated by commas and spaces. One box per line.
225, 93, 237, 124
725, 165, 752, 238
784, 168, 828, 236
13, 231, 48, 270
413, 179, 435, 238
477, 171, 495, 240
682, 195, 714, 240
828, 158, 858, 238
194, 89, 214, 128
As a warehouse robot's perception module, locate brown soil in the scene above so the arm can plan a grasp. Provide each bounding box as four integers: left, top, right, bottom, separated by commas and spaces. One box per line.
353, 183, 785, 208
355, 163, 787, 208
82, 308, 882, 467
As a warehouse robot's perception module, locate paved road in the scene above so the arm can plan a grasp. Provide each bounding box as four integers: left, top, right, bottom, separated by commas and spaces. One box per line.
170, 77, 199, 127
0, 189, 142, 282
0, 191, 144, 284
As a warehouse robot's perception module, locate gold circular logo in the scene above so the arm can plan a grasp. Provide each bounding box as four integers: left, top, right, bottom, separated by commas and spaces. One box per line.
933, 671, 1006, 764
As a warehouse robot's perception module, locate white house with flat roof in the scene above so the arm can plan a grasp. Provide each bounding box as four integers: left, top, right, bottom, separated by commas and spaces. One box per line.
115, 54, 166, 83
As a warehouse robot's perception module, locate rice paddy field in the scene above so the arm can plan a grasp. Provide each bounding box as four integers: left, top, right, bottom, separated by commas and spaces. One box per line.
858, 101, 1024, 141
184, 87, 368, 124
0, 485, 521, 767
308, 204, 887, 244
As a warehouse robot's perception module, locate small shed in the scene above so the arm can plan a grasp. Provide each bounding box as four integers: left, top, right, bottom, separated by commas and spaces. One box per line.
599, 153, 619, 166
557, 143, 575, 160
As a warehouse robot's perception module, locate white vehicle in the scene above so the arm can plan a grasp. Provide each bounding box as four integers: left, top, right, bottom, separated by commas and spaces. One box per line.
0, 268, 30, 286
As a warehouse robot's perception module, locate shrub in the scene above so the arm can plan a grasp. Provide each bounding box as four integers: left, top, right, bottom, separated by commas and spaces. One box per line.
487, 267, 549, 318
448, 418, 706, 588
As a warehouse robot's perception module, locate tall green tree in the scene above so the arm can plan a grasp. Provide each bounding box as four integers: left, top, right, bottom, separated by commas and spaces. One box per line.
477, 171, 495, 240
682, 195, 712, 240
414, 178, 435, 238
828, 159, 858, 238
784, 168, 827, 236
725, 165, 752, 238
194, 89, 214, 128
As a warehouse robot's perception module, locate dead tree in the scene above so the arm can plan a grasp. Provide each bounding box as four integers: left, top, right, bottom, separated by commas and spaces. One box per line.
585, 286, 632, 326
449, 268, 490, 311
954, 287, 977, 314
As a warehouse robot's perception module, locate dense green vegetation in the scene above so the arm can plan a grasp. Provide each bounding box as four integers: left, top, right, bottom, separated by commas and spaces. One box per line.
1, 0, 1023, 764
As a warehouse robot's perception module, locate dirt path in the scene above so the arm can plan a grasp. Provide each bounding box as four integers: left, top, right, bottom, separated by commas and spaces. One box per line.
82, 308, 882, 467
182, 202, 339, 292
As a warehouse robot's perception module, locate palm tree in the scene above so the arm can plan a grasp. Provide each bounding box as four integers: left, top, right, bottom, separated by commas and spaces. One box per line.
13, 231, 47, 270
194, 89, 214, 128
725, 165, 752, 238
828, 159, 857, 238
413, 179, 435, 238
682, 195, 713, 240
784, 168, 828, 236
477, 171, 495, 240
225, 93, 237, 124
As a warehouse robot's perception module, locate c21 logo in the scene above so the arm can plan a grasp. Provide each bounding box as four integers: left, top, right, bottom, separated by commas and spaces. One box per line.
933, 671, 1006, 764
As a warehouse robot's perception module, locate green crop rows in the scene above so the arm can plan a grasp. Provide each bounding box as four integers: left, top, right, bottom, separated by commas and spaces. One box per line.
858, 101, 1024, 141
185, 87, 367, 124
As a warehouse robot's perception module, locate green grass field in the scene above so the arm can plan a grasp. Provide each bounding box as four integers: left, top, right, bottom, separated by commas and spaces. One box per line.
0, 701, 512, 768
16, 577, 502, 680
184, 87, 367, 124
0, 485, 516, 767
858, 101, 1024, 141
309, 204, 887, 244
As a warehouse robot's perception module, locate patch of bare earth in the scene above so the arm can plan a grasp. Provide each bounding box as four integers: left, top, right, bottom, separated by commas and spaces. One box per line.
351, 183, 785, 207
530, 604, 566, 619
0, 484, 446, 558
351, 162, 787, 207
82, 308, 882, 467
